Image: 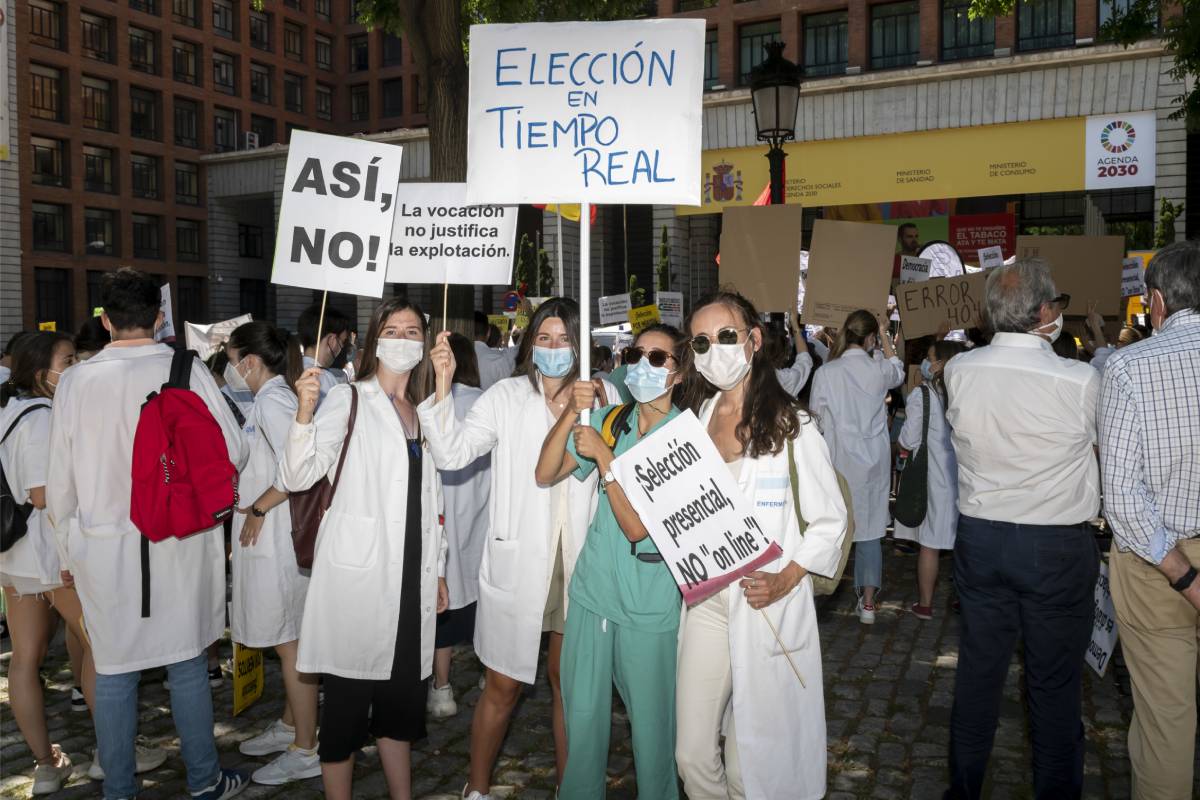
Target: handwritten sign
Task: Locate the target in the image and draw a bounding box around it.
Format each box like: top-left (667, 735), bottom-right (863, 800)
top-left (272, 130), bottom-right (403, 298)
top-left (896, 272), bottom-right (987, 337)
top-left (978, 245), bottom-right (1005, 270)
top-left (465, 20), bottom-right (704, 205)
top-left (599, 293), bottom-right (633, 326)
top-left (628, 304), bottom-right (661, 335)
top-left (232, 643), bottom-right (264, 716)
top-left (1120, 257), bottom-right (1144, 298)
top-left (610, 411), bottom-right (782, 605)
top-left (1085, 563), bottom-right (1119, 677)
top-left (899, 255), bottom-right (932, 284)
top-left (657, 290), bottom-right (684, 327)
top-left (803, 219), bottom-right (896, 327)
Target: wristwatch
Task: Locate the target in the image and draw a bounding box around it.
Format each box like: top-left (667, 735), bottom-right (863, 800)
top-left (1170, 565), bottom-right (1198, 593)
top-left (601, 469), bottom-right (617, 490)
top-left (250, 506), bottom-right (267, 518)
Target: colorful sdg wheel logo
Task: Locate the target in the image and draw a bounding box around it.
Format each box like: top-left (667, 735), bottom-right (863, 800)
top-left (1100, 121), bottom-right (1136, 154)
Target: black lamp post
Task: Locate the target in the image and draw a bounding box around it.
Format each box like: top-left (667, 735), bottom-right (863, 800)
top-left (749, 41), bottom-right (801, 205)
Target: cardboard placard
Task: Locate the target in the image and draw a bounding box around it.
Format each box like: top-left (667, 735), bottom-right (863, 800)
top-left (1014, 235), bottom-right (1126, 316)
top-left (184, 314), bottom-right (254, 362)
top-left (900, 255), bottom-right (932, 284)
top-left (718, 205), bottom-right (805, 313)
top-left (1086, 563), bottom-right (1119, 677)
top-left (657, 290), bottom-right (684, 327)
top-left (803, 219), bottom-right (897, 327)
top-left (232, 643), bottom-right (264, 716)
top-left (629, 304), bottom-right (661, 335)
top-left (487, 314), bottom-right (511, 334)
top-left (599, 293), bottom-right (633, 326)
top-left (1121, 257), bottom-right (1144, 298)
top-left (978, 245), bottom-right (1005, 270)
top-left (896, 272), bottom-right (988, 337)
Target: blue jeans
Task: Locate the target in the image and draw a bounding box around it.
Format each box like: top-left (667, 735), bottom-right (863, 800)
top-left (853, 539), bottom-right (883, 591)
top-left (94, 653), bottom-right (220, 799)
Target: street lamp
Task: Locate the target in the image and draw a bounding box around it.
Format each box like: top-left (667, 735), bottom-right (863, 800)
top-left (749, 41), bottom-right (801, 205)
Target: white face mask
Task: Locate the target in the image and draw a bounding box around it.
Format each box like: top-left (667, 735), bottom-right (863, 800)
top-left (376, 338), bottom-right (424, 375)
top-left (695, 342), bottom-right (752, 391)
top-left (1030, 313), bottom-right (1064, 343)
top-left (223, 359), bottom-right (251, 394)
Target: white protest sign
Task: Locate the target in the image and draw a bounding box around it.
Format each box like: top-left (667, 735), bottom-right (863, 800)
top-left (598, 293), bottom-right (633, 326)
top-left (1121, 257), bottom-right (1144, 298)
top-left (609, 410), bottom-right (783, 605)
top-left (978, 245), bottom-right (1004, 269)
top-left (1086, 562), bottom-right (1119, 677)
top-left (272, 130), bottom-right (402, 298)
top-left (465, 20), bottom-right (704, 205)
top-left (386, 183), bottom-right (518, 284)
top-left (184, 314), bottom-right (253, 362)
top-left (156, 284), bottom-right (176, 341)
top-left (900, 255), bottom-right (932, 284)
top-left (657, 290), bottom-right (684, 327)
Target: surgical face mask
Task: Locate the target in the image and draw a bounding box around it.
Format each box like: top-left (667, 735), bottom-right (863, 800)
top-left (46, 368), bottom-right (67, 392)
top-left (532, 345), bottom-right (574, 379)
top-left (625, 358), bottom-right (671, 404)
top-left (223, 359), bottom-right (251, 394)
top-left (695, 342), bottom-right (752, 391)
top-left (376, 337), bottom-right (424, 375)
top-left (920, 359), bottom-right (934, 381)
top-left (1031, 313), bottom-right (1064, 343)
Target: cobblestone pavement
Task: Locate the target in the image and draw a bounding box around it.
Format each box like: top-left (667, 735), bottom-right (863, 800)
top-left (3, 541), bottom-right (1198, 799)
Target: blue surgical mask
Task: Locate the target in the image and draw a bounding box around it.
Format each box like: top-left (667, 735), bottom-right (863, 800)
top-left (625, 358), bottom-right (671, 404)
top-left (920, 358), bottom-right (934, 381)
top-left (532, 345), bottom-right (574, 378)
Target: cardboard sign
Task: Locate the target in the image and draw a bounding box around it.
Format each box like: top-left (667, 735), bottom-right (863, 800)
top-left (900, 255), bottom-right (932, 284)
top-left (1015, 235), bottom-right (1126, 316)
top-left (232, 643), bottom-right (264, 716)
top-left (487, 314), bottom-right (511, 334)
top-left (628, 304), bottom-right (661, 335)
top-left (949, 212), bottom-right (1015, 265)
top-left (803, 219), bottom-right (896, 327)
top-left (1086, 563), bottom-right (1119, 677)
top-left (657, 290), bottom-right (684, 327)
top-left (465, 20), bottom-right (705, 205)
top-left (599, 293), bottom-right (633, 325)
top-left (1085, 112), bottom-right (1156, 191)
top-left (1121, 257), bottom-right (1144, 298)
top-left (718, 205), bottom-right (805, 313)
top-left (184, 314), bottom-right (254, 362)
top-left (897, 272), bottom-right (988, 337)
top-left (272, 130), bottom-right (403, 298)
top-left (38, 321), bottom-right (56, 332)
top-left (386, 183), bottom-right (518, 285)
top-left (978, 245), bottom-right (1005, 270)
top-left (609, 410), bottom-right (783, 605)
top-left (156, 284), bottom-right (176, 342)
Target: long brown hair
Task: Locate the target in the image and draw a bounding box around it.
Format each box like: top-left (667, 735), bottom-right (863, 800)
top-left (829, 309), bottom-right (879, 360)
top-left (929, 339), bottom-right (967, 406)
top-left (0, 331), bottom-right (72, 407)
top-left (513, 297), bottom-right (581, 400)
top-left (633, 322), bottom-right (690, 406)
top-left (680, 290), bottom-right (804, 458)
top-left (356, 296), bottom-right (434, 404)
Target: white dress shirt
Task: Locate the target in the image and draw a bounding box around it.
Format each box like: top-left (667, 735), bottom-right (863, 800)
top-left (474, 341), bottom-right (518, 391)
top-left (775, 351), bottom-right (814, 396)
top-left (944, 332), bottom-right (1100, 525)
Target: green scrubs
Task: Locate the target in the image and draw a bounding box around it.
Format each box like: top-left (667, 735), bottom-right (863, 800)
top-left (560, 404), bottom-right (682, 800)
top-left (606, 364), bottom-right (634, 405)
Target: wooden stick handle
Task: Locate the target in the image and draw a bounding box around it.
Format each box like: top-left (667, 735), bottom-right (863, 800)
top-left (760, 608), bottom-right (806, 689)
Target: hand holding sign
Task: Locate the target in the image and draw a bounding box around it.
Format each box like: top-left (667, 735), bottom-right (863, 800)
top-left (430, 332), bottom-right (457, 403)
top-left (295, 367), bottom-right (322, 424)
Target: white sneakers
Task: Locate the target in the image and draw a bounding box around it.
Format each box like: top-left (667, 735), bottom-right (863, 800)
top-left (428, 683), bottom-right (458, 719)
top-left (31, 746), bottom-right (72, 796)
top-left (250, 745), bottom-right (321, 785)
top-left (462, 784), bottom-right (495, 800)
top-left (87, 743), bottom-right (169, 780)
top-left (857, 597), bottom-right (877, 625)
top-left (238, 719), bottom-right (295, 757)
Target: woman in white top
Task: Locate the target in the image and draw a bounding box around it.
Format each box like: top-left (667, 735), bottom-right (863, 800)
top-left (809, 310), bottom-right (904, 624)
top-left (675, 290), bottom-right (848, 800)
top-left (280, 297), bottom-right (448, 800)
top-left (894, 339), bottom-right (967, 620)
top-left (222, 321), bottom-right (320, 786)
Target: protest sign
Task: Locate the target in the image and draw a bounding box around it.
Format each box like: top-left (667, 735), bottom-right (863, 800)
top-left (93, 307), bottom-right (104, 318)
top-left (803, 219), bottom-right (896, 327)
top-left (978, 245), bottom-right (1005, 270)
top-left (386, 183), bottom-right (518, 285)
top-left (609, 410), bottom-right (782, 605)
top-left (38, 321), bottom-right (56, 332)
top-left (900, 255), bottom-right (932, 284)
top-left (628, 304), bottom-right (661, 335)
top-left (184, 314), bottom-right (254, 362)
top-left (657, 291), bottom-right (684, 327)
top-left (232, 643), bottom-right (264, 716)
top-left (1086, 563), bottom-right (1119, 677)
top-left (465, 20), bottom-right (704, 206)
top-left (1121, 257), bottom-right (1144, 298)
top-left (599, 293), bottom-right (633, 325)
top-left (487, 314), bottom-right (511, 335)
top-left (718, 205), bottom-right (805, 313)
top-left (949, 212), bottom-right (1015, 265)
top-left (1015, 235), bottom-right (1125, 316)
top-left (156, 284), bottom-right (176, 342)
top-left (896, 272), bottom-right (988, 337)
top-left (272, 130), bottom-right (403, 298)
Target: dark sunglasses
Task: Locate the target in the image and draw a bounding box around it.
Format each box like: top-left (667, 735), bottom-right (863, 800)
top-left (623, 346), bottom-right (676, 368)
top-left (689, 327), bottom-right (747, 355)
top-left (1053, 293), bottom-right (1071, 309)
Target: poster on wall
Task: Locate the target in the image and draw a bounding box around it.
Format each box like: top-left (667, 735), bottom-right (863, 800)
top-left (949, 213), bottom-right (1016, 265)
top-left (1085, 112), bottom-right (1157, 191)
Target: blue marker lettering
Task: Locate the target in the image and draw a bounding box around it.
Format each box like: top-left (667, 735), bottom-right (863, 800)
top-left (495, 48), bottom-right (526, 86)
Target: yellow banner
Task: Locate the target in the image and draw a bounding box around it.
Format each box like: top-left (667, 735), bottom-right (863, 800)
top-left (680, 117), bottom-right (1085, 215)
top-left (628, 304), bottom-right (661, 335)
top-left (233, 643), bottom-right (264, 717)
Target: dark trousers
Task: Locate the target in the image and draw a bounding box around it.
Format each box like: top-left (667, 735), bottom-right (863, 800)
top-left (946, 514), bottom-right (1100, 800)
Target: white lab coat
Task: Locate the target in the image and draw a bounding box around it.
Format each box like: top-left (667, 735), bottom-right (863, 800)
top-left (687, 398), bottom-right (848, 800)
top-left (46, 344), bottom-right (248, 674)
top-left (416, 375), bottom-right (614, 684)
top-left (280, 378), bottom-right (446, 681)
top-left (775, 351), bottom-right (814, 397)
top-left (440, 384), bottom-right (491, 610)
top-left (893, 384), bottom-right (959, 550)
top-left (809, 349), bottom-right (904, 542)
top-left (0, 398), bottom-right (60, 588)
top-left (231, 375), bottom-right (309, 648)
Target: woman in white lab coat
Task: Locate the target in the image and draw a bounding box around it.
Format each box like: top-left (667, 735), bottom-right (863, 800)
top-left (280, 297), bottom-right (448, 800)
top-left (222, 321), bottom-right (320, 786)
top-left (420, 298), bottom-right (615, 799)
top-left (893, 339), bottom-right (966, 620)
top-left (676, 290), bottom-right (848, 800)
top-left (809, 309), bottom-right (904, 624)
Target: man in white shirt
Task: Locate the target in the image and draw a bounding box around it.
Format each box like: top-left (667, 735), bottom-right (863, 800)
top-left (942, 259), bottom-right (1100, 800)
top-left (473, 311), bottom-right (517, 391)
top-left (297, 303), bottom-right (351, 407)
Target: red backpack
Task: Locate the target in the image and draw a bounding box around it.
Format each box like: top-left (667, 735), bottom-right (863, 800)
top-left (131, 349), bottom-right (238, 617)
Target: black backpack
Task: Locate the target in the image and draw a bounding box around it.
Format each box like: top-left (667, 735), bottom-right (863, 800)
top-left (1, 404), bottom-right (52, 552)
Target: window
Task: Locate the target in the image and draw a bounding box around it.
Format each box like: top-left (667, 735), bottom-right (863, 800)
top-left (213, 51), bottom-right (236, 94)
top-left (315, 0), bottom-right (331, 20)
top-left (240, 279), bottom-right (268, 320)
top-left (738, 21), bottom-right (781, 85)
top-left (285, 0), bottom-right (303, 8)
top-left (316, 83), bottom-right (333, 120)
top-left (382, 78), bottom-right (404, 117)
top-left (172, 0), bottom-right (198, 26)
top-left (130, 87), bottom-right (161, 140)
top-left (804, 11), bottom-right (849, 77)
top-left (942, 0), bottom-right (995, 59)
top-left (30, 1), bottom-right (64, 49)
top-left (175, 161), bottom-right (200, 204)
top-left (84, 209), bottom-right (117, 254)
top-left (177, 276), bottom-right (206, 323)
top-left (35, 269), bottom-right (72, 333)
top-left (1099, 0), bottom-right (1157, 30)
top-left (285, 73), bottom-right (304, 113)
top-left (80, 76), bottom-right (112, 130)
top-left (239, 224), bottom-right (264, 258)
top-left (285, 22), bottom-right (304, 60)
top-left (349, 35), bottom-right (369, 71)
top-left (213, 0), bottom-right (236, 38)
top-left (174, 98), bottom-right (200, 148)
top-left (132, 214), bottom-right (161, 259)
top-left (1017, 0), bottom-right (1075, 51)
top-left (315, 35), bottom-right (332, 70)
top-left (348, 0), bottom-right (363, 22)
top-left (679, 0), bottom-right (719, 9)
top-left (131, 154), bottom-right (160, 199)
top-left (30, 65), bottom-right (64, 121)
top-left (213, 107), bottom-right (238, 152)
top-left (703, 29), bottom-right (719, 90)
top-left (130, 26), bottom-right (159, 74)
top-left (382, 34), bottom-right (403, 66)
top-left (83, 146), bottom-right (115, 193)
top-left (31, 137), bottom-right (66, 187)
top-left (870, 1), bottom-right (920, 69)
top-left (173, 40), bottom-right (200, 84)
top-left (33, 203), bottom-right (68, 251)
top-left (130, 0), bottom-right (159, 14)
top-left (350, 84), bottom-right (369, 122)
top-left (81, 13), bottom-right (114, 62)
top-left (250, 10), bottom-right (271, 50)
top-left (176, 220), bottom-right (202, 262)
top-left (250, 62), bottom-right (272, 103)
top-left (250, 114), bottom-right (276, 146)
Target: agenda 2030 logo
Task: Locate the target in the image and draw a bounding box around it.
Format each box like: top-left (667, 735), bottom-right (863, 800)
top-left (1095, 119), bottom-right (1140, 179)
top-left (1100, 120), bottom-right (1136, 154)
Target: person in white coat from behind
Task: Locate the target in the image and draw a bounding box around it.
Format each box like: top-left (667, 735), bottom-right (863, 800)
top-left (280, 297), bottom-right (448, 800)
top-left (893, 339), bottom-right (967, 620)
top-left (420, 298), bottom-right (615, 800)
top-left (222, 321), bottom-right (320, 785)
top-left (675, 290), bottom-right (848, 800)
top-left (809, 309), bottom-right (904, 624)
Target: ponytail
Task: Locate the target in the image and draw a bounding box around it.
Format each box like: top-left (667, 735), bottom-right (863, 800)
top-left (829, 309), bottom-right (879, 360)
top-left (930, 339), bottom-right (968, 406)
top-left (227, 321), bottom-right (297, 394)
top-left (285, 333), bottom-right (304, 394)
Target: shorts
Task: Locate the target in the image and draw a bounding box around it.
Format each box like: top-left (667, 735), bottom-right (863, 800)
top-left (435, 602), bottom-right (477, 649)
top-left (541, 541), bottom-right (566, 635)
top-left (0, 572), bottom-right (62, 597)
top-left (317, 671), bottom-right (427, 762)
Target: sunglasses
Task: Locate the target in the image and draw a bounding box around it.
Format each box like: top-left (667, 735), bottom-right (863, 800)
top-left (1053, 293), bottom-right (1071, 310)
top-left (623, 346), bottom-right (676, 368)
top-left (689, 327), bottom-right (747, 355)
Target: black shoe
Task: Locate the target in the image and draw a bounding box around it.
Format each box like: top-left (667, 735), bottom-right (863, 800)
top-left (208, 665), bottom-right (223, 688)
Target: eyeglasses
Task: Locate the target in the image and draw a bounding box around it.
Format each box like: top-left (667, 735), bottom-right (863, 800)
top-left (623, 346), bottom-right (675, 368)
top-left (1053, 293), bottom-right (1071, 310)
top-left (689, 327), bottom-right (747, 354)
